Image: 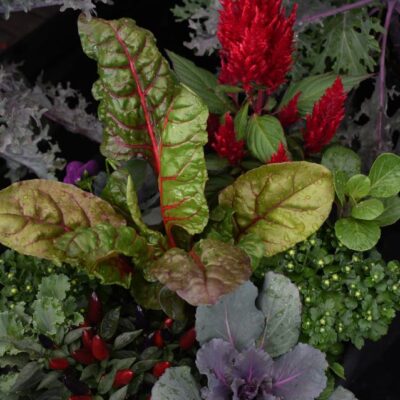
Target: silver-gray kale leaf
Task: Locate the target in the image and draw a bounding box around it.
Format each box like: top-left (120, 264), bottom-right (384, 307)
top-left (0, 0), bottom-right (113, 19)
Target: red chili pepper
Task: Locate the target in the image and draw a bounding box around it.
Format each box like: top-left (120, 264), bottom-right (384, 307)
top-left (163, 318), bottom-right (174, 329)
top-left (153, 330), bottom-right (164, 348)
top-left (49, 357), bottom-right (69, 370)
top-left (68, 396), bottom-right (92, 400)
top-left (152, 361), bottom-right (171, 378)
top-left (92, 335), bottom-right (109, 361)
top-left (82, 329), bottom-right (93, 349)
top-left (179, 327), bottom-right (197, 350)
top-left (71, 348), bottom-right (96, 365)
top-left (113, 369), bottom-right (135, 388)
top-left (87, 292), bottom-right (102, 325)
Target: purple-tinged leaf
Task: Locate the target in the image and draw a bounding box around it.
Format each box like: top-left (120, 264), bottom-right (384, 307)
top-left (196, 281), bottom-right (264, 350)
top-left (151, 239), bottom-right (252, 306)
top-left (271, 343), bottom-right (327, 400)
top-left (196, 338), bottom-right (237, 400)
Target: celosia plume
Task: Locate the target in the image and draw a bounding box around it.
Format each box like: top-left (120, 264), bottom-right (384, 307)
top-left (269, 142), bottom-right (289, 163)
top-left (212, 113), bottom-right (245, 165)
top-left (278, 92), bottom-right (301, 127)
top-left (303, 77), bottom-right (347, 154)
top-left (218, 0), bottom-right (297, 93)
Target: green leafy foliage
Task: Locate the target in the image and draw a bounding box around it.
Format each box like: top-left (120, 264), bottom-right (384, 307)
top-left (0, 179), bottom-right (125, 263)
top-left (257, 227), bottom-right (400, 354)
top-left (78, 16), bottom-right (210, 243)
top-left (300, 9), bottom-right (383, 75)
top-left (219, 162), bottom-right (334, 256)
top-left (246, 115), bottom-right (286, 163)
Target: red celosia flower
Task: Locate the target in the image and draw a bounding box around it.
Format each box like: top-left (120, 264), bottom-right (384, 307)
top-left (303, 78), bottom-right (347, 154)
top-left (278, 92), bottom-right (301, 127)
top-left (269, 142), bottom-right (289, 164)
top-left (218, 0), bottom-right (297, 93)
top-left (212, 113), bottom-right (245, 165)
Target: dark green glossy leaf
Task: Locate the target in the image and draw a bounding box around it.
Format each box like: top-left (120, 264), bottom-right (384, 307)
top-left (113, 330), bottom-right (142, 350)
top-left (100, 307), bottom-right (121, 340)
top-left (159, 287), bottom-right (189, 321)
top-left (247, 115), bottom-right (286, 163)
top-left (374, 196), bottom-right (400, 227)
top-left (166, 51), bottom-right (234, 114)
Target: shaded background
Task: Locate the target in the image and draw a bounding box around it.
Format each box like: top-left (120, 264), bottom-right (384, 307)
top-left (0, 1), bottom-right (399, 399)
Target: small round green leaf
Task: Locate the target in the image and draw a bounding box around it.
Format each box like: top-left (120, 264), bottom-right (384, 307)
top-left (247, 115), bottom-right (286, 163)
top-left (345, 174), bottom-right (371, 200)
top-left (374, 196), bottom-right (400, 227)
top-left (335, 218), bottom-right (380, 251)
top-left (351, 199), bottom-right (384, 220)
top-left (369, 153), bottom-right (400, 198)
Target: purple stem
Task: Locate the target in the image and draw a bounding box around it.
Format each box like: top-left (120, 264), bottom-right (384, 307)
top-left (376, 0), bottom-right (397, 151)
top-left (298, 0), bottom-right (376, 26)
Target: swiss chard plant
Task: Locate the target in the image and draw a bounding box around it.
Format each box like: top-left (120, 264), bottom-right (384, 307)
top-left (0, 14), bottom-right (335, 310)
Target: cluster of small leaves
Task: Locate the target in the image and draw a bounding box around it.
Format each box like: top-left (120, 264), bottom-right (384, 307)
top-left (0, 0), bottom-right (113, 19)
top-left (256, 227), bottom-right (400, 354)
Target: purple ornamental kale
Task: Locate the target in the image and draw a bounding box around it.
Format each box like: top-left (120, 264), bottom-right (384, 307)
top-left (63, 160), bottom-right (99, 184)
top-left (196, 339), bottom-right (327, 400)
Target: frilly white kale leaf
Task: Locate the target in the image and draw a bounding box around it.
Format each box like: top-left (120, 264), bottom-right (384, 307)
top-left (184, 0), bottom-right (221, 56)
top-left (0, 64), bottom-right (102, 181)
top-left (171, 0), bottom-right (211, 21)
top-left (0, 0), bottom-right (113, 19)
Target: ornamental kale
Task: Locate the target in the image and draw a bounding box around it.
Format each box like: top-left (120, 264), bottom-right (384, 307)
top-left (152, 273), bottom-right (330, 400)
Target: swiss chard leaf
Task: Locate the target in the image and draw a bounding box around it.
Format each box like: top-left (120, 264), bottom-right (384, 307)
top-left (56, 224), bottom-right (156, 288)
top-left (219, 162), bottom-right (334, 256)
top-left (0, 180), bottom-right (125, 263)
top-left (151, 239), bottom-right (252, 305)
top-left (78, 17), bottom-right (209, 245)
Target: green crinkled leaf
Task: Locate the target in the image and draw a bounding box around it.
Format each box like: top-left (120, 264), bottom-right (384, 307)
top-left (374, 196), bottom-right (400, 227)
top-left (166, 51), bottom-right (234, 114)
top-left (37, 274), bottom-right (70, 301)
top-left (280, 74), bottom-right (368, 115)
top-left (78, 17), bottom-right (209, 242)
top-left (32, 297), bottom-right (64, 336)
top-left (335, 218), bottom-right (380, 251)
top-left (351, 199), bottom-right (384, 221)
top-left (0, 311), bottom-right (25, 356)
top-left (247, 115), bottom-right (286, 163)
top-left (369, 153), bottom-right (400, 198)
top-left (151, 239), bottom-right (252, 305)
top-left (345, 174), bottom-right (371, 200)
top-left (257, 272), bottom-right (301, 357)
top-left (321, 145), bottom-right (361, 177)
top-left (195, 281), bottom-right (264, 350)
top-left (308, 10), bottom-right (382, 75)
top-left (0, 180), bottom-right (125, 263)
top-left (219, 162), bottom-right (334, 256)
top-left (56, 224), bottom-right (156, 288)
top-left (152, 366), bottom-right (201, 400)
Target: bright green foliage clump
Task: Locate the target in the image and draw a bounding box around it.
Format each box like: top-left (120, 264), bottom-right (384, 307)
top-left (257, 227), bottom-right (400, 354)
